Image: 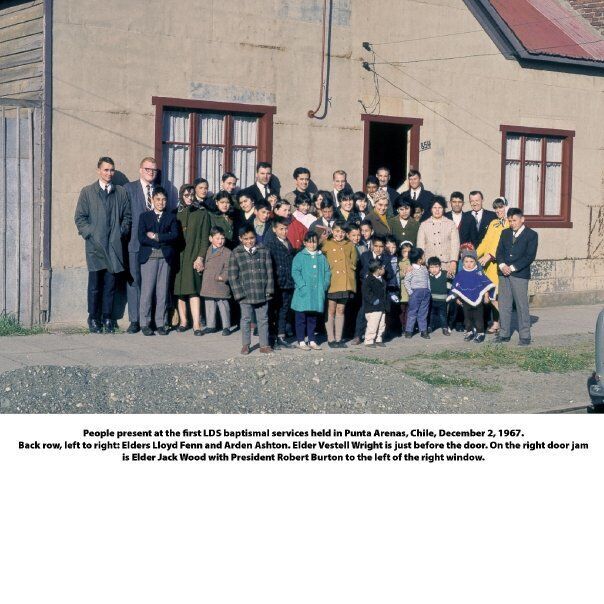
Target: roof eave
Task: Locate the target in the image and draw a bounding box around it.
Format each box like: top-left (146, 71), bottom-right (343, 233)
top-left (463, 0), bottom-right (604, 74)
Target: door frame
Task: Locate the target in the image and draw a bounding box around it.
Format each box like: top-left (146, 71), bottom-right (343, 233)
top-left (361, 114), bottom-right (423, 180)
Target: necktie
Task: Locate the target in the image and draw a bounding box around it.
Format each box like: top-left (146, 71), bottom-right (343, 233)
top-left (146, 185), bottom-right (152, 210)
top-left (264, 185), bottom-right (269, 199)
top-left (473, 211), bottom-right (479, 226)
top-left (412, 190), bottom-right (416, 201)
top-left (104, 185), bottom-right (110, 196)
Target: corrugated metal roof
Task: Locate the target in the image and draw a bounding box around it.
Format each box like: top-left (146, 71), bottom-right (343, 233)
top-left (490, 0), bottom-right (604, 61)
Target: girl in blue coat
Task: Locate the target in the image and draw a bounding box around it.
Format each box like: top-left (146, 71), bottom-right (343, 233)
top-left (291, 231), bottom-right (331, 350)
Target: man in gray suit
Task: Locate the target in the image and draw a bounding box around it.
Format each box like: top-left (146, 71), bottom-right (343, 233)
top-left (123, 157), bottom-right (159, 333)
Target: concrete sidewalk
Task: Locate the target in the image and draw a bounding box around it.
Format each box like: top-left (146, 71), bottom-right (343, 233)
top-left (0, 304), bottom-right (600, 375)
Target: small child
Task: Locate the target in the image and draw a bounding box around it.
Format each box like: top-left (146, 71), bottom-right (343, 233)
top-left (265, 217), bottom-right (295, 349)
top-left (200, 226), bottom-right (232, 336)
top-left (291, 232), bottom-right (331, 350)
top-left (362, 259), bottom-right (389, 347)
top-left (227, 225), bottom-right (274, 354)
top-left (449, 249), bottom-right (495, 343)
top-left (427, 256), bottom-right (451, 335)
top-left (398, 242), bottom-right (413, 331)
top-left (403, 247), bottom-right (430, 339)
top-left (250, 200), bottom-right (272, 245)
top-left (384, 235), bottom-right (401, 337)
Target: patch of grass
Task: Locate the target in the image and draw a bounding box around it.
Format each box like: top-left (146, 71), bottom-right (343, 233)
top-left (347, 355), bottom-right (391, 366)
top-left (0, 313), bottom-right (46, 337)
top-left (410, 344), bottom-right (593, 373)
top-left (406, 368), bottom-right (502, 392)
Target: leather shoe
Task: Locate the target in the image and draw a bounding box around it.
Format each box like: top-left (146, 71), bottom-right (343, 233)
top-left (275, 337), bottom-right (292, 349)
top-left (141, 326), bottom-right (155, 336)
top-left (103, 318), bottom-right (115, 333)
top-left (240, 345), bottom-right (250, 355)
top-left (222, 328), bottom-right (231, 336)
top-left (259, 346), bottom-right (273, 354)
top-left (126, 322), bottom-right (140, 334)
top-left (404, 332), bottom-right (413, 339)
top-left (156, 326), bottom-right (169, 336)
top-left (88, 318), bottom-right (102, 334)
top-left (493, 335), bottom-right (511, 344)
top-left (420, 331), bottom-right (430, 339)
top-left (518, 338), bottom-right (531, 346)
top-left (350, 337), bottom-right (362, 346)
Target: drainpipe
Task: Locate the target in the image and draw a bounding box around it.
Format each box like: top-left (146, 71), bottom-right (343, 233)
top-left (307, 0), bottom-right (332, 119)
top-left (41, 0), bottom-right (53, 323)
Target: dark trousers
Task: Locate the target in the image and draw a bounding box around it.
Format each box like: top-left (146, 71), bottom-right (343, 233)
top-left (295, 311), bottom-right (319, 343)
top-left (88, 269), bottom-right (116, 320)
top-left (399, 302), bottom-right (408, 330)
top-left (406, 288), bottom-right (430, 333)
top-left (354, 301), bottom-right (366, 338)
top-left (270, 288), bottom-right (293, 336)
top-left (126, 251), bottom-right (141, 323)
top-left (449, 302), bottom-right (464, 328)
top-left (462, 301), bottom-right (484, 333)
top-left (430, 300), bottom-right (448, 331)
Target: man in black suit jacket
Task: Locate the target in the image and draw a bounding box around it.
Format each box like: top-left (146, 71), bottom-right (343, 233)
top-left (444, 191), bottom-right (478, 247)
top-left (137, 186), bottom-right (179, 336)
top-left (495, 208), bottom-right (538, 345)
top-left (398, 169), bottom-right (434, 222)
top-left (123, 157), bottom-right (159, 333)
top-left (468, 190), bottom-right (497, 246)
top-left (376, 166), bottom-right (399, 208)
top-left (240, 161), bottom-right (274, 204)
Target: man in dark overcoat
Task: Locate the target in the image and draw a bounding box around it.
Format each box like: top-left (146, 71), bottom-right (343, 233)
top-left (74, 156), bottom-right (132, 333)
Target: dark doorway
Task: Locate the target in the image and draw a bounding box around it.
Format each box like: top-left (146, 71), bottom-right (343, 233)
top-left (367, 122), bottom-right (409, 190)
top-left (362, 115), bottom-right (423, 191)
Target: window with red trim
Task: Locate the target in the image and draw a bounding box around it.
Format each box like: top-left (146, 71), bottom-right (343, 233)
top-left (153, 97), bottom-right (275, 197)
top-left (500, 125), bottom-right (574, 228)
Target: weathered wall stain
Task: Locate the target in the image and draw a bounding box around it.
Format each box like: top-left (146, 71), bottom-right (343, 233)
top-left (278, 0), bottom-right (351, 26)
top-left (190, 82), bottom-right (276, 105)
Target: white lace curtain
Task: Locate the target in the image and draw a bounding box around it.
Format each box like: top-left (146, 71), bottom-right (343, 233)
top-left (505, 134), bottom-right (563, 216)
top-left (232, 116), bottom-right (258, 189)
top-left (197, 113), bottom-right (225, 194)
top-left (162, 111), bottom-right (190, 203)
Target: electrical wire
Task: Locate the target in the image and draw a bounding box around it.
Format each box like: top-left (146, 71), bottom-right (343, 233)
top-left (370, 49), bottom-right (495, 130)
top-left (369, 10), bottom-right (600, 47)
top-left (365, 64), bottom-right (501, 155)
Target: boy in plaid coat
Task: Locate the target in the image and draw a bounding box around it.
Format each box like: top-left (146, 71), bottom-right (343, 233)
top-left (228, 225), bottom-right (275, 354)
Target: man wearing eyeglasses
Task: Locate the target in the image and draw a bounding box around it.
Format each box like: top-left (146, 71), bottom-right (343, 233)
top-left (124, 157), bottom-right (159, 334)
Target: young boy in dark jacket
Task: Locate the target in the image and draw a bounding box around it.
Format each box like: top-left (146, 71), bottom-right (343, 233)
top-left (265, 217), bottom-right (295, 348)
top-left (137, 186), bottom-right (179, 336)
top-left (228, 225), bottom-right (274, 355)
top-left (362, 259), bottom-right (390, 347)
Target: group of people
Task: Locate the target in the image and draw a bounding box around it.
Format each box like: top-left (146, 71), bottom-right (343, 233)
top-left (74, 156), bottom-right (538, 354)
